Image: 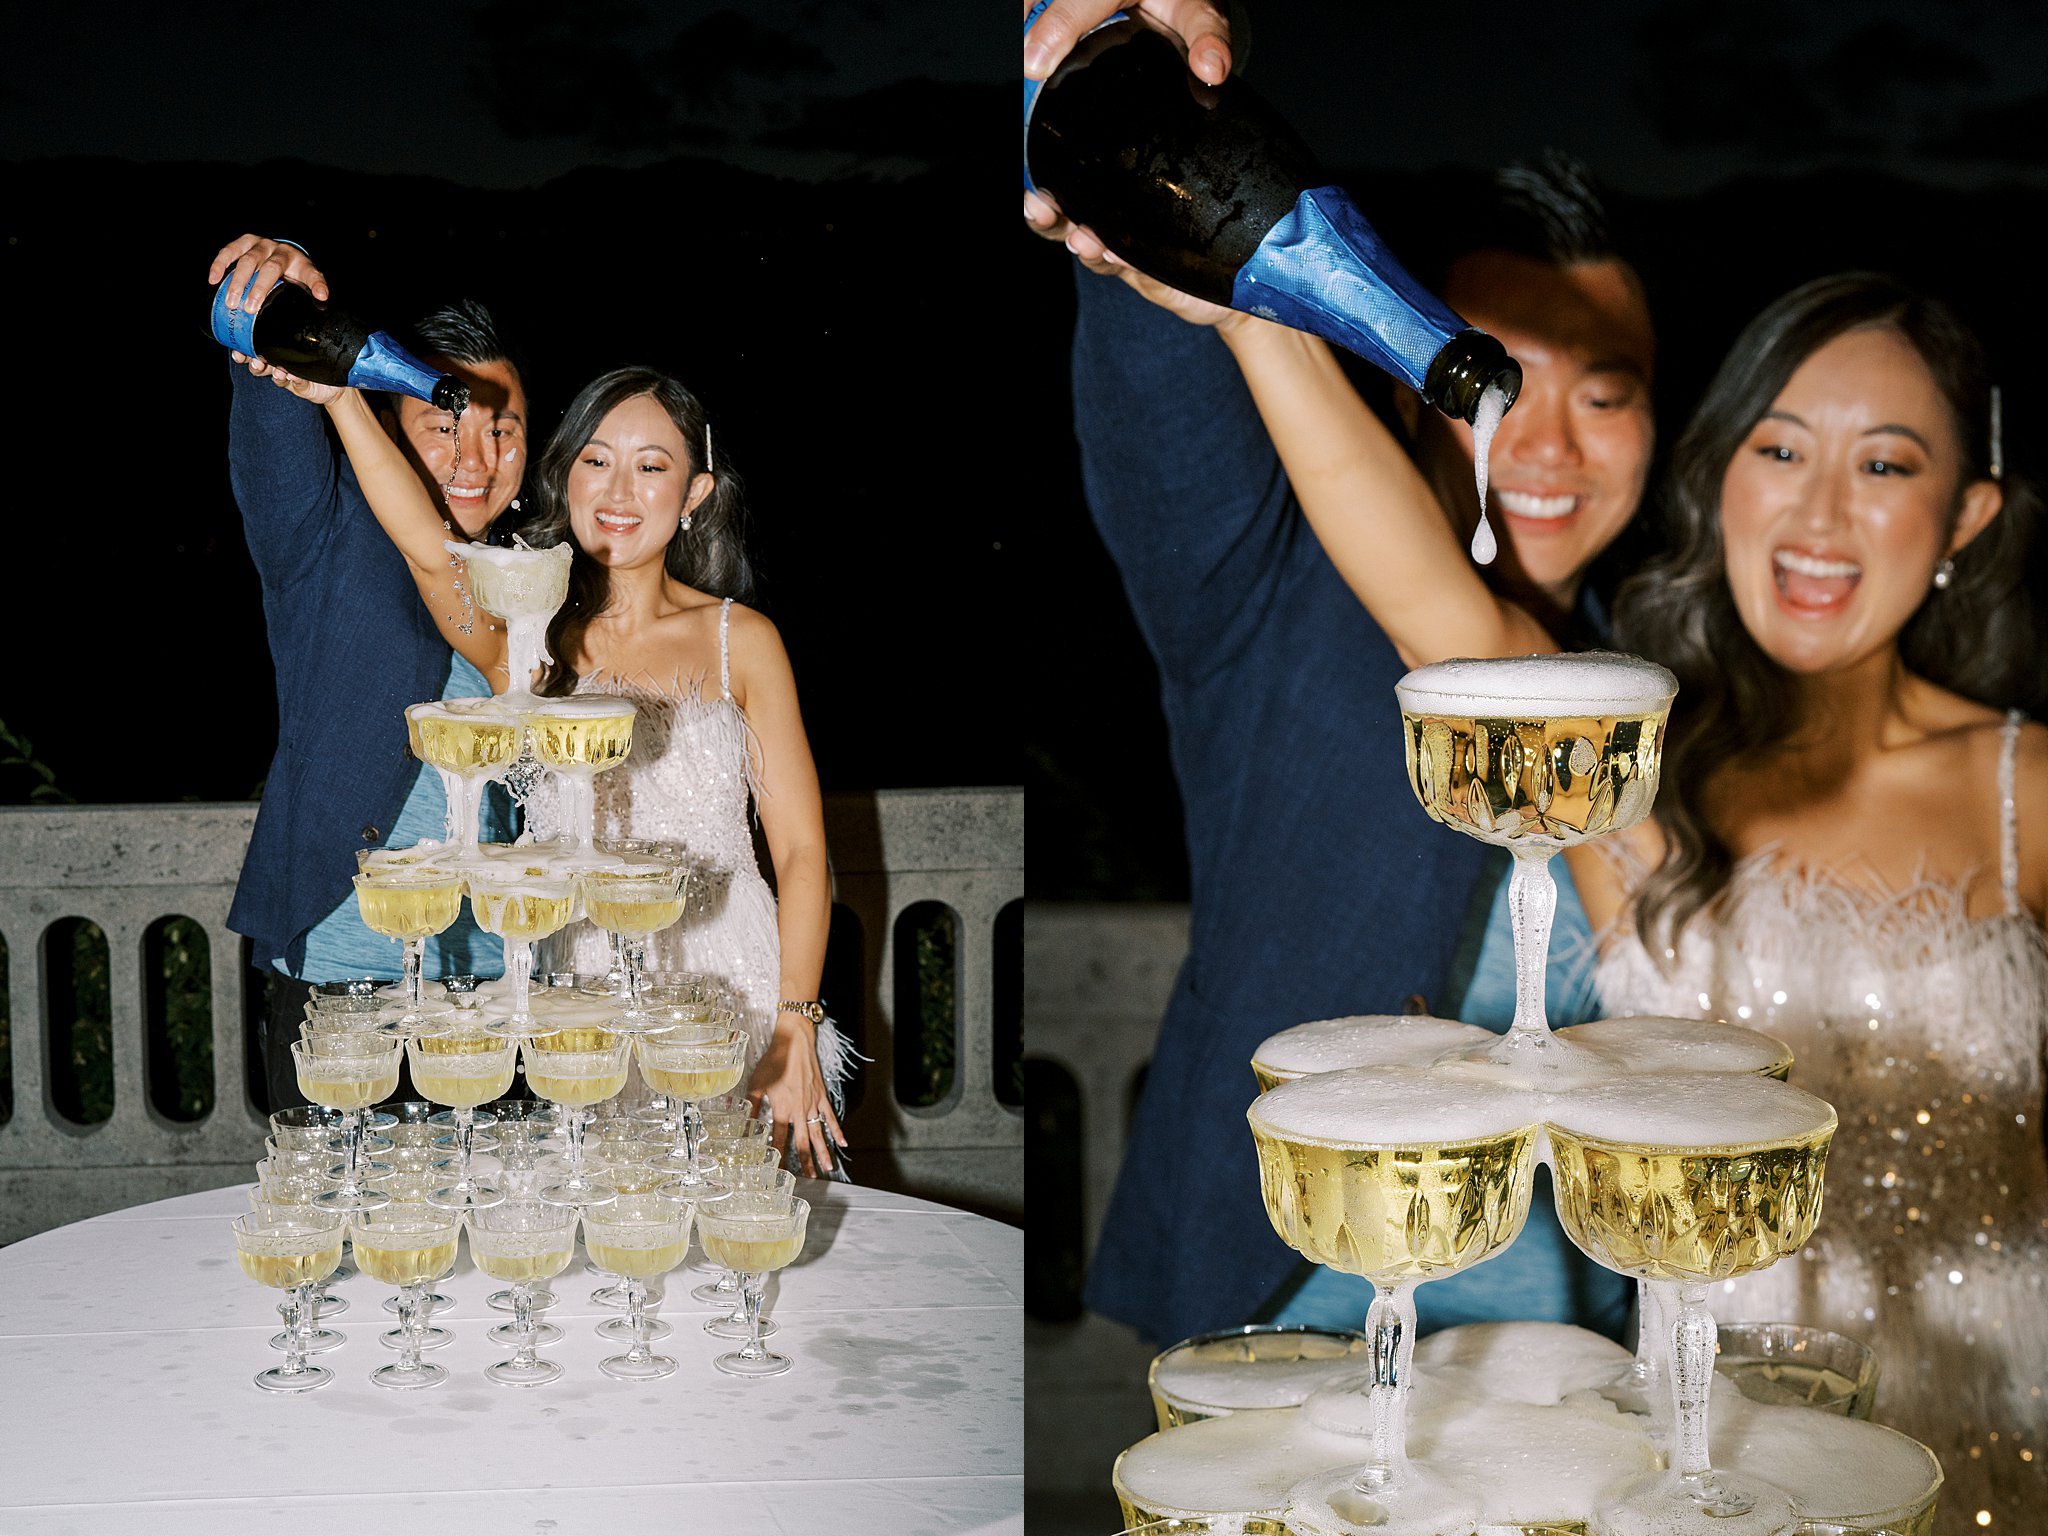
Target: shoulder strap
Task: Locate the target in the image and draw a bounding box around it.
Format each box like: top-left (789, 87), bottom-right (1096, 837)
top-left (720, 598), bottom-right (737, 708)
top-left (2000, 708), bottom-right (2024, 916)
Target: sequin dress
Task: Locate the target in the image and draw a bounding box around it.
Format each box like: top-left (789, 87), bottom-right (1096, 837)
top-left (1594, 712), bottom-right (2048, 1531)
top-left (532, 599), bottom-right (781, 1067)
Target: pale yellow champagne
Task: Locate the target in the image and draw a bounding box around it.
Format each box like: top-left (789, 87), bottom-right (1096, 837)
top-left (470, 889), bottom-right (575, 941)
top-left (409, 1035), bottom-right (517, 1109)
top-left (1718, 1356), bottom-right (1863, 1410)
top-left (699, 1228), bottom-right (804, 1273)
top-left (1251, 1128), bottom-right (1536, 1280)
top-left (352, 1236), bottom-right (459, 1287)
top-left (532, 1027), bottom-right (619, 1051)
top-left (236, 1244), bottom-right (342, 1289)
top-left (1547, 1128), bottom-right (1831, 1282)
top-left (643, 1061), bottom-right (745, 1099)
top-left (585, 1238), bottom-right (690, 1278)
top-left (298, 1063), bottom-right (400, 1111)
top-left (1395, 652), bottom-right (1675, 847)
top-left (412, 710), bottom-right (521, 773)
top-left (356, 880), bottom-right (464, 940)
top-left (528, 1069), bottom-right (628, 1106)
top-left (472, 1245), bottom-right (575, 1284)
top-left (585, 893), bottom-right (687, 936)
top-left (530, 709), bottom-right (635, 771)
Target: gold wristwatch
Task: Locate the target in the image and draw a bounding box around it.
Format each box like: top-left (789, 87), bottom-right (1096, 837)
top-left (779, 999), bottom-right (826, 1025)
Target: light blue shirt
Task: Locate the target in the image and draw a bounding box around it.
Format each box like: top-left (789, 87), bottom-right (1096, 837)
top-left (1263, 851), bottom-right (1631, 1341)
top-left (280, 653), bottom-right (513, 983)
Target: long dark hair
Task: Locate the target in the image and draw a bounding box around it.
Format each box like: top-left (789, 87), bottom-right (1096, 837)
top-left (519, 367), bottom-right (753, 694)
top-left (1614, 272), bottom-right (2042, 954)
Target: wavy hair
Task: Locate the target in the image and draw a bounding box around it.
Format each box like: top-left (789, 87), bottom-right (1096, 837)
top-left (1614, 272), bottom-right (2042, 955)
top-left (516, 367), bottom-right (753, 695)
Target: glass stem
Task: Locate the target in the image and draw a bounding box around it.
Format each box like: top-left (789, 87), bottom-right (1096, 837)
top-left (1505, 846), bottom-right (1557, 1043)
top-left (1670, 1280), bottom-right (1747, 1513)
top-left (565, 1106), bottom-right (587, 1180)
top-left (610, 929), bottom-right (628, 999)
top-left (279, 1285), bottom-right (311, 1376)
top-left (512, 939), bottom-right (534, 1020)
top-left (1359, 1278), bottom-right (1416, 1492)
top-left (626, 1277), bottom-right (651, 1362)
top-left (340, 1111), bottom-right (362, 1199)
top-left (404, 937), bottom-right (425, 1012)
top-left (740, 1271), bottom-right (768, 1359)
top-left (680, 1101), bottom-right (702, 1174)
top-left (454, 1107), bottom-right (476, 1192)
top-left (511, 1283), bottom-right (541, 1368)
top-left (1633, 1278), bottom-right (1668, 1388)
top-left (398, 1283), bottom-right (424, 1375)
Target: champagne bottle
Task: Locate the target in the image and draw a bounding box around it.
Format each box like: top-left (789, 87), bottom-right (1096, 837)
top-left (1023, 8), bottom-right (1519, 423)
top-left (210, 278), bottom-right (470, 414)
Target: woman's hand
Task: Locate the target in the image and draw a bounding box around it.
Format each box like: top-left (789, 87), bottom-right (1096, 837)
top-left (209, 233), bottom-right (343, 392)
top-left (259, 366), bottom-right (345, 407)
top-left (1023, 203), bottom-right (1245, 333)
top-left (747, 1022), bottom-right (846, 1178)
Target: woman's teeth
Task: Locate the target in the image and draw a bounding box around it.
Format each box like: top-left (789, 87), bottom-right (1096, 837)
top-left (1773, 550), bottom-right (1861, 579)
top-left (595, 511), bottom-right (641, 533)
top-left (1495, 490), bottom-right (1577, 519)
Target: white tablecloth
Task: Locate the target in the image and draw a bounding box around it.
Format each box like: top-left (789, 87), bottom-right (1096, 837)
top-left (0, 1180), bottom-right (1022, 1535)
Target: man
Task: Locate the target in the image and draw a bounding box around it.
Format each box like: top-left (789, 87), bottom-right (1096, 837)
top-left (210, 235), bottom-right (531, 1111)
top-left (1025, 3), bottom-right (1659, 1345)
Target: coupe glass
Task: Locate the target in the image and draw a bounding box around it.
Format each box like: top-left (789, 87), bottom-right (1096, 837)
top-left (406, 697), bottom-right (523, 849)
top-left (407, 1028), bottom-right (517, 1210)
top-left (350, 1206), bottom-right (462, 1390)
top-left (698, 1194), bottom-right (810, 1378)
top-left (523, 1026), bottom-right (631, 1206)
top-left (1395, 653), bottom-right (1674, 1080)
top-left (1546, 1074), bottom-right (1836, 1536)
top-left (579, 862), bottom-right (690, 1025)
top-left (581, 1193), bottom-right (695, 1379)
top-left (527, 696), bottom-right (637, 857)
top-left (293, 1034), bottom-right (400, 1213)
top-left (468, 1201), bottom-right (580, 1384)
top-left (352, 868), bottom-right (465, 1035)
top-left (1247, 1069), bottom-right (1542, 1536)
top-left (467, 869), bottom-right (579, 1035)
top-left (1147, 1323), bottom-right (1371, 1432)
top-left (232, 1208), bottom-right (345, 1392)
top-left (1715, 1322), bottom-right (1879, 1420)
top-left (244, 1197), bottom-right (347, 1352)
top-left (639, 1023), bottom-right (748, 1191)
top-left (702, 1168), bottom-right (796, 1339)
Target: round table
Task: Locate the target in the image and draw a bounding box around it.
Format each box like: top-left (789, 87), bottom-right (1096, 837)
top-left (0, 1179), bottom-right (1021, 1535)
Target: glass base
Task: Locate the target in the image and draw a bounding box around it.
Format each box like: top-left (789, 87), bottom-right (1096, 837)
top-left (254, 1363), bottom-right (331, 1393)
top-left (383, 1291), bottom-right (452, 1314)
top-left (1283, 1463), bottom-right (1484, 1536)
top-left (272, 1326), bottom-right (345, 1354)
top-left (430, 1108), bottom-right (498, 1132)
top-left (539, 1178), bottom-right (617, 1209)
top-left (314, 1186), bottom-right (390, 1214)
top-left (1594, 1471), bottom-right (1800, 1536)
top-left (591, 1283), bottom-right (630, 1310)
top-left (1437, 1027), bottom-right (1615, 1087)
top-left (371, 1360), bottom-right (448, 1391)
top-left (599, 1315), bottom-right (671, 1343)
top-left (488, 1286), bottom-right (555, 1313)
top-left (714, 1347), bottom-right (791, 1378)
top-left (598, 1351), bottom-right (677, 1380)
top-left (307, 1291), bottom-right (348, 1317)
top-left (486, 1355), bottom-right (563, 1387)
top-left (691, 1277), bottom-right (738, 1304)
top-left (427, 1181), bottom-right (505, 1212)
top-left (705, 1313), bottom-right (774, 1340)
top-left (489, 1319), bottom-right (562, 1347)
top-left (381, 1324), bottom-right (452, 1351)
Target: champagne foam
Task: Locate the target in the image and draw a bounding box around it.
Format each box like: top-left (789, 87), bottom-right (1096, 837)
top-left (1557, 1016), bottom-right (1793, 1078)
top-left (1251, 1015), bottom-right (1496, 1080)
top-left (1249, 1066), bottom-right (1545, 1146)
top-left (1710, 1396), bottom-right (1941, 1524)
top-left (1411, 1321), bottom-right (1634, 1408)
top-left (450, 539), bottom-right (573, 619)
top-left (1151, 1334), bottom-right (1367, 1413)
top-left (1396, 650), bottom-right (1676, 718)
top-left (528, 695), bottom-right (637, 722)
top-left (1546, 1072), bottom-right (1834, 1149)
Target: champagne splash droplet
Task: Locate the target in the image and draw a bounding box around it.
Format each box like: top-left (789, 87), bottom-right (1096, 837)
top-left (1468, 382), bottom-right (1510, 566)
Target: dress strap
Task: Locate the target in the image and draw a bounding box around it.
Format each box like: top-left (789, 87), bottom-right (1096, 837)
top-left (2000, 708), bottom-right (2024, 917)
top-left (720, 598), bottom-right (737, 708)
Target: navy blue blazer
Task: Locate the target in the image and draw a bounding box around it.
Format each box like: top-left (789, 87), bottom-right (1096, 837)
top-left (224, 367), bottom-right (455, 973)
top-left (1072, 273), bottom-right (1488, 1347)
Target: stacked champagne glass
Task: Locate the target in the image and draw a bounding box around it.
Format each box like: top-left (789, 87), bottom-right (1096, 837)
top-left (1107, 655), bottom-right (1944, 1536)
top-left (226, 541), bottom-right (813, 1392)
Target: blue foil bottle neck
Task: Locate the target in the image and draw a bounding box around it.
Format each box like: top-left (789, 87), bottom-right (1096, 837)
top-left (1230, 186), bottom-right (1468, 394)
top-left (348, 331), bottom-right (458, 409)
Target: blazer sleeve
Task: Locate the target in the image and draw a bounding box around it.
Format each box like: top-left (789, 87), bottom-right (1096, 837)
top-left (227, 363), bottom-right (347, 590)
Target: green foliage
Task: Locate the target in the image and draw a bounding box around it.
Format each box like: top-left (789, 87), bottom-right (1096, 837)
top-left (0, 717), bottom-right (75, 806)
top-left (58, 920), bottom-right (112, 1125)
top-left (912, 910), bottom-right (956, 1107)
top-left (156, 918), bottom-right (216, 1121)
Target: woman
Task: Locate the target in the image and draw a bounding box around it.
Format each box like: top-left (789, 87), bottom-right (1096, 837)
top-left (265, 362), bottom-right (848, 1177)
top-left (1576, 276), bottom-right (2046, 1530)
